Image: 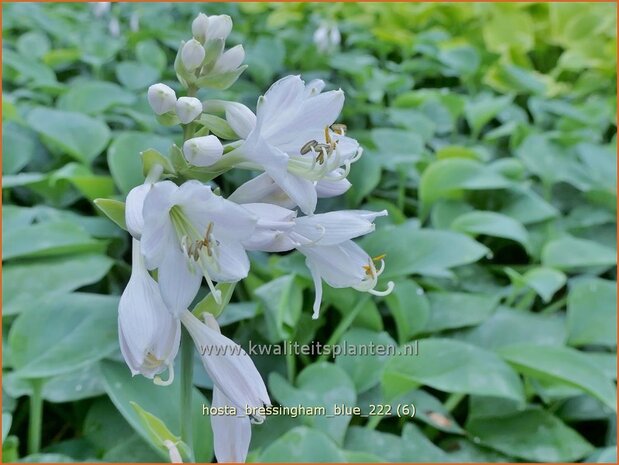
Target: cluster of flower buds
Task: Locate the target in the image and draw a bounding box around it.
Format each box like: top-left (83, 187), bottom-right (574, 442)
top-left (101, 12), bottom-right (394, 464)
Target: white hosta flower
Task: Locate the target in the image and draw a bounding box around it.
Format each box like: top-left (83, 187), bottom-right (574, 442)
top-left (212, 388), bottom-right (251, 463)
top-left (232, 75), bottom-right (362, 214)
top-left (183, 135), bottom-right (223, 167)
top-left (313, 23), bottom-right (340, 53)
top-left (203, 100), bottom-right (256, 140)
top-left (119, 239), bottom-right (181, 382)
top-left (108, 17), bottom-right (120, 37)
top-left (140, 180), bottom-right (257, 316)
top-left (212, 45), bottom-right (245, 74)
top-left (148, 83), bottom-right (177, 115)
top-left (241, 209), bottom-right (393, 318)
top-left (181, 39), bottom-right (206, 71)
top-left (125, 165), bottom-right (164, 239)
top-left (181, 311), bottom-right (271, 421)
top-left (92, 2), bottom-right (110, 17)
top-left (176, 96), bottom-right (203, 124)
top-left (192, 13), bottom-right (233, 43)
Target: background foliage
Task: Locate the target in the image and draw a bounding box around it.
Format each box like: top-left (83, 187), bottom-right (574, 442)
top-left (2, 2), bottom-right (617, 463)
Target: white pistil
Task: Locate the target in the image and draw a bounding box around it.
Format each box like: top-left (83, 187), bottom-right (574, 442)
top-left (153, 362), bottom-right (175, 386)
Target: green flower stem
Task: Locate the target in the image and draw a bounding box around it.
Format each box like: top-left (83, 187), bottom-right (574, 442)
top-left (180, 327), bottom-right (194, 451)
top-left (444, 392), bottom-right (465, 412)
top-left (28, 379), bottom-right (44, 455)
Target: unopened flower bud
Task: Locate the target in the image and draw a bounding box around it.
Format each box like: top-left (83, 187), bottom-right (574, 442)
top-left (206, 15), bottom-right (232, 41)
top-left (183, 135), bottom-right (223, 167)
top-left (181, 39), bottom-right (205, 71)
top-left (175, 96), bottom-right (202, 124)
top-left (192, 13), bottom-right (210, 42)
top-left (213, 45), bottom-right (245, 73)
top-left (147, 83), bottom-right (177, 115)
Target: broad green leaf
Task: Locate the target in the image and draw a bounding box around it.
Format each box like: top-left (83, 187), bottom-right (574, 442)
top-left (26, 108), bottom-right (111, 164)
top-left (115, 61), bottom-right (160, 90)
top-left (499, 344), bottom-right (617, 410)
top-left (3, 253), bottom-right (114, 316)
top-left (567, 278), bottom-right (616, 347)
top-left (464, 94), bottom-right (512, 136)
top-left (385, 279), bottom-right (429, 343)
top-left (505, 266), bottom-right (567, 303)
top-left (100, 360), bottom-right (214, 462)
top-left (542, 236), bottom-right (616, 270)
top-left (269, 363), bottom-right (356, 445)
top-left (370, 128), bottom-right (423, 169)
top-left (107, 131), bottom-right (172, 194)
top-left (419, 158), bottom-right (511, 215)
top-left (3, 221), bottom-right (105, 260)
top-left (346, 149), bottom-right (381, 206)
top-left (335, 328), bottom-right (396, 393)
top-left (258, 426), bottom-right (346, 462)
top-left (57, 81), bottom-right (136, 114)
top-left (482, 6), bottom-right (534, 53)
top-left (344, 424), bottom-right (449, 462)
top-left (466, 407), bottom-right (593, 462)
top-left (255, 275), bottom-right (303, 342)
top-left (456, 307), bottom-right (566, 349)
top-left (382, 338), bottom-right (524, 403)
top-left (425, 292), bottom-right (500, 332)
top-left (361, 221), bottom-right (489, 279)
top-left (2, 122), bottom-right (37, 175)
top-left (9, 293), bottom-right (118, 378)
top-left (451, 211), bottom-right (531, 251)
top-left (50, 162), bottom-right (116, 200)
top-left (2, 413), bottom-right (12, 442)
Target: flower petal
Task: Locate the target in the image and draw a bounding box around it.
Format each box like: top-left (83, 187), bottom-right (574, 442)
top-left (158, 242), bottom-right (202, 317)
top-left (299, 240), bottom-right (367, 288)
top-left (294, 210), bottom-right (387, 245)
top-left (125, 183), bottom-right (150, 239)
top-left (141, 181), bottom-right (177, 269)
top-left (211, 387), bottom-right (252, 463)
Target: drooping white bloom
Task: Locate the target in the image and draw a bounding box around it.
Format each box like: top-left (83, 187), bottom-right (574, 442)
top-left (148, 83), bottom-right (177, 115)
top-left (192, 13), bottom-right (233, 43)
top-left (232, 75), bottom-right (362, 214)
top-left (176, 96), bottom-right (203, 124)
top-left (125, 165), bottom-right (164, 239)
top-left (129, 11), bottom-right (140, 32)
top-left (108, 16), bottom-right (120, 37)
top-left (181, 311), bottom-right (271, 421)
top-left (181, 39), bottom-right (206, 71)
top-left (140, 180), bottom-right (257, 316)
top-left (212, 45), bottom-right (245, 74)
top-left (212, 388), bottom-right (251, 463)
top-left (92, 2), bottom-right (110, 17)
top-left (183, 135), bottom-right (224, 167)
top-left (241, 209), bottom-right (394, 318)
top-left (118, 239), bottom-right (181, 382)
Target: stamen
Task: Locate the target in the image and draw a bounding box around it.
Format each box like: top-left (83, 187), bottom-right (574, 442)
top-left (375, 259), bottom-right (386, 276)
top-left (369, 281), bottom-right (395, 297)
top-left (373, 254), bottom-right (386, 261)
top-left (153, 362), bottom-right (175, 386)
top-left (324, 126), bottom-right (331, 144)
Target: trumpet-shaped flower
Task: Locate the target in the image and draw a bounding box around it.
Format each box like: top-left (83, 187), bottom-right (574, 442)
top-left (231, 75), bottom-right (362, 214)
top-left (211, 387), bottom-right (251, 463)
top-left (181, 311), bottom-right (270, 421)
top-left (241, 208), bottom-right (394, 318)
top-left (140, 180), bottom-right (257, 316)
top-left (118, 239), bottom-right (180, 381)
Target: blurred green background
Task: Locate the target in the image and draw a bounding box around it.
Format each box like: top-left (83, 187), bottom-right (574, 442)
top-left (2, 2), bottom-right (617, 463)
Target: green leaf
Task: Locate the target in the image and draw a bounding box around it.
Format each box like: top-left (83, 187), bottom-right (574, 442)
top-left (2, 413), bottom-right (12, 441)
top-left (57, 81), bottom-right (136, 114)
top-left (382, 338), bottom-right (524, 403)
top-left (100, 360), bottom-right (213, 462)
top-left (269, 362), bottom-right (356, 445)
top-left (425, 292), bottom-right (500, 332)
top-left (542, 236), bottom-right (616, 271)
top-left (419, 158), bottom-right (511, 215)
top-left (361, 221), bottom-right (489, 279)
top-left (499, 344), bottom-right (617, 410)
top-left (464, 94), bottom-right (512, 136)
top-left (94, 198), bottom-right (127, 231)
top-left (567, 278), bottom-right (617, 347)
top-left (344, 424), bottom-right (449, 462)
top-left (258, 426), bottom-right (346, 462)
top-left (384, 279), bottom-right (430, 343)
top-left (255, 275), bottom-right (303, 342)
top-left (26, 108), bottom-right (111, 164)
top-left (451, 211), bottom-right (531, 251)
top-left (141, 148), bottom-right (175, 177)
top-left (107, 131), bottom-right (172, 194)
top-left (2, 122), bottom-right (37, 175)
top-left (9, 293), bottom-right (119, 378)
top-left (506, 267), bottom-right (567, 303)
top-left (370, 128), bottom-right (423, 169)
top-left (3, 253), bottom-right (114, 316)
top-left (456, 306), bottom-right (567, 349)
top-left (346, 149), bottom-right (381, 206)
top-left (115, 61), bottom-right (160, 90)
top-left (335, 328), bottom-right (396, 393)
top-left (50, 162), bottom-right (116, 200)
top-left (466, 407), bottom-right (593, 462)
top-left (3, 221), bottom-right (105, 260)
